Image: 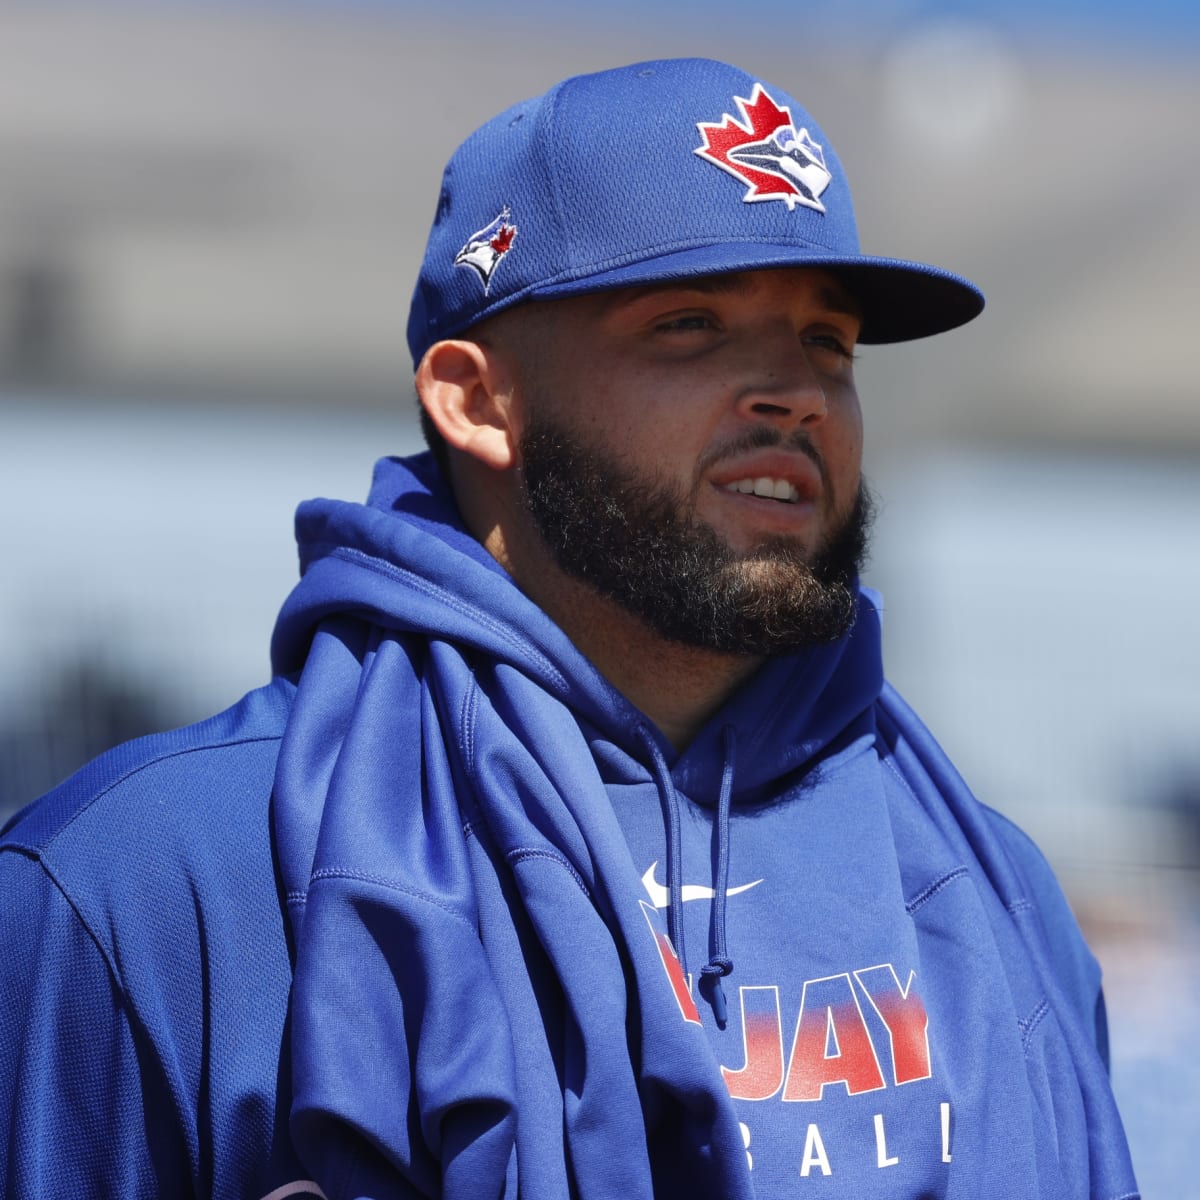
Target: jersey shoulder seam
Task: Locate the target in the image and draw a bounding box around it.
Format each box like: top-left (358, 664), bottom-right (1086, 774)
top-left (3, 729), bottom-right (284, 859)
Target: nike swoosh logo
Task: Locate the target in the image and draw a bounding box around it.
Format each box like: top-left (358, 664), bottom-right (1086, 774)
top-left (258, 1183), bottom-right (328, 1200)
top-left (641, 862), bottom-right (763, 909)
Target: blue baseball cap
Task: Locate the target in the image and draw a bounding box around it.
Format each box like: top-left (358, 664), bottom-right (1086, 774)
top-left (407, 57), bottom-right (983, 366)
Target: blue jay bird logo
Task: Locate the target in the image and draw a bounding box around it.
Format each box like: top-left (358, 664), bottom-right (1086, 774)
top-left (454, 207), bottom-right (518, 293)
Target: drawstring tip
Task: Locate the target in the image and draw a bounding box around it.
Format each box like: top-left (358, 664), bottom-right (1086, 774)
top-left (703, 974), bottom-right (729, 1028)
top-left (712, 978), bottom-right (728, 1028)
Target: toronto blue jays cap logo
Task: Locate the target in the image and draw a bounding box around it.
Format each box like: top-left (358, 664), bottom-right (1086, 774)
top-left (695, 84), bottom-right (833, 213)
top-left (454, 206), bottom-right (518, 293)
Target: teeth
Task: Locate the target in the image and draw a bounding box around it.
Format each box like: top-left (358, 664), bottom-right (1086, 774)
top-left (724, 478), bottom-right (800, 503)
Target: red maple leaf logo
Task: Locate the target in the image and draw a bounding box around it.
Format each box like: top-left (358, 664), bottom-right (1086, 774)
top-left (490, 224), bottom-right (516, 255)
top-left (695, 84), bottom-right (824, 209)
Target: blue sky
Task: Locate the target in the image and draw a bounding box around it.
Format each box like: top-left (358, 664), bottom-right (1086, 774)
top-left (299, 0), bottom-right (1190, 50)
top-left (124, 0), bottom-right (1200, 54)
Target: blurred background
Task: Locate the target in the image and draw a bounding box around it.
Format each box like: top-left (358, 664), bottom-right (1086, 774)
top-left (1, 0), bottom-right (1196, 1188)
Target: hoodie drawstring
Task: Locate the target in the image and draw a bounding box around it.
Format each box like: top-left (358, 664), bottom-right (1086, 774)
top-left (639, 726), bottom-right (688, 982)
top-left (638, 723), bottom-right (737, 1028)
top-left (699, 725), bottom-right (736, 1027)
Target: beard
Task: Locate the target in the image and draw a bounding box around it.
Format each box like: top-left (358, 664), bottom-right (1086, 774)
top-left (518, 417), bottom-right (874, 656)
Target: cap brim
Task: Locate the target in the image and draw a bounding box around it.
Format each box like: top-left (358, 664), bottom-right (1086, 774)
top-left (521, 241), bottom-right (983, 344)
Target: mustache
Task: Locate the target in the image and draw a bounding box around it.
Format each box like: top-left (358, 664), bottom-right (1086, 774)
top-left (696, 426), bottom-right (829, 492)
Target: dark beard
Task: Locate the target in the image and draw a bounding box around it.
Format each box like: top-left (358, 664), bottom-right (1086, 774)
top-left (518, 419), bottom-right (874, 655)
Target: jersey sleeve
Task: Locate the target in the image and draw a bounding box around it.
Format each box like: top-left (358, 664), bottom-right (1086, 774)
top-left (0, 849), bottom-right (191, 1198)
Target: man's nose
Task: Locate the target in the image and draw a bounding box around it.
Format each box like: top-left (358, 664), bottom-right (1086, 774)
top-left (733, 331), bottom-right (828, 427)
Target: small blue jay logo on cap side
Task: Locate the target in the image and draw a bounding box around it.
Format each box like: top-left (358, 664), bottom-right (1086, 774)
top-left (454, 207), bottom-right (518, 294)
top-left (695, 84), bottom-right (832, 213)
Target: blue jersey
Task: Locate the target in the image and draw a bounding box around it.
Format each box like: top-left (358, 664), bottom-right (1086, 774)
top-left (0, 453), bottom-right (1138, 1198)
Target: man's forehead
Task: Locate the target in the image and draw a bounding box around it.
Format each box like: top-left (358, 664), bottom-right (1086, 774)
top-left (596, 268), bottom-right (864, 320)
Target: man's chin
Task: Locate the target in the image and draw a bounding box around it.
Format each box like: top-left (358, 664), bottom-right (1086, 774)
top-left (722, 553), bottom-right (816, 592)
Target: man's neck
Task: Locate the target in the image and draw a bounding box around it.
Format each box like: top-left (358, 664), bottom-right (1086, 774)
top-left (555, 591), bottom-right (763, 750)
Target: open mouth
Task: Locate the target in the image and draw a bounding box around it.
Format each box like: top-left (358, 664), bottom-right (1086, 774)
top-left (721, 477), bottom-right (802, 504)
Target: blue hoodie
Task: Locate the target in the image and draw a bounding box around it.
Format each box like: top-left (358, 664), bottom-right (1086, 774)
top-left (0, 453), bottom-right (1138, 1199)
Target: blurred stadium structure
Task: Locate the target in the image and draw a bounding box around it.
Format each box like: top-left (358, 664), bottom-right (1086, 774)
top-left (1, 2), bottom-right (1197, 1189)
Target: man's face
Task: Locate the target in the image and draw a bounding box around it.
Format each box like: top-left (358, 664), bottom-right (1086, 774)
top-left (499, 267), bottom-right (870, 653)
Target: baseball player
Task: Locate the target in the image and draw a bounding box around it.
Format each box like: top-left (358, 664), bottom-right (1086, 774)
top-left (0, 58), bottom-right (1137, 1199)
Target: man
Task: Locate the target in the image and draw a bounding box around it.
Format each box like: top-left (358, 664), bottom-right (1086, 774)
top-left (0, 58), bottom-right (1137, 1199)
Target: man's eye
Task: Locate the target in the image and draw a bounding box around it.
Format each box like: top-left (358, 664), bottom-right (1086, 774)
top-left (656, 314), bottom-right (716, 332)
top-left (805, 332), bottom-right (856, 359)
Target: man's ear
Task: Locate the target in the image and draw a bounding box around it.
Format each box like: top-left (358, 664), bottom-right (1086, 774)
top-left (416, 339), bottom-right (519, 471)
